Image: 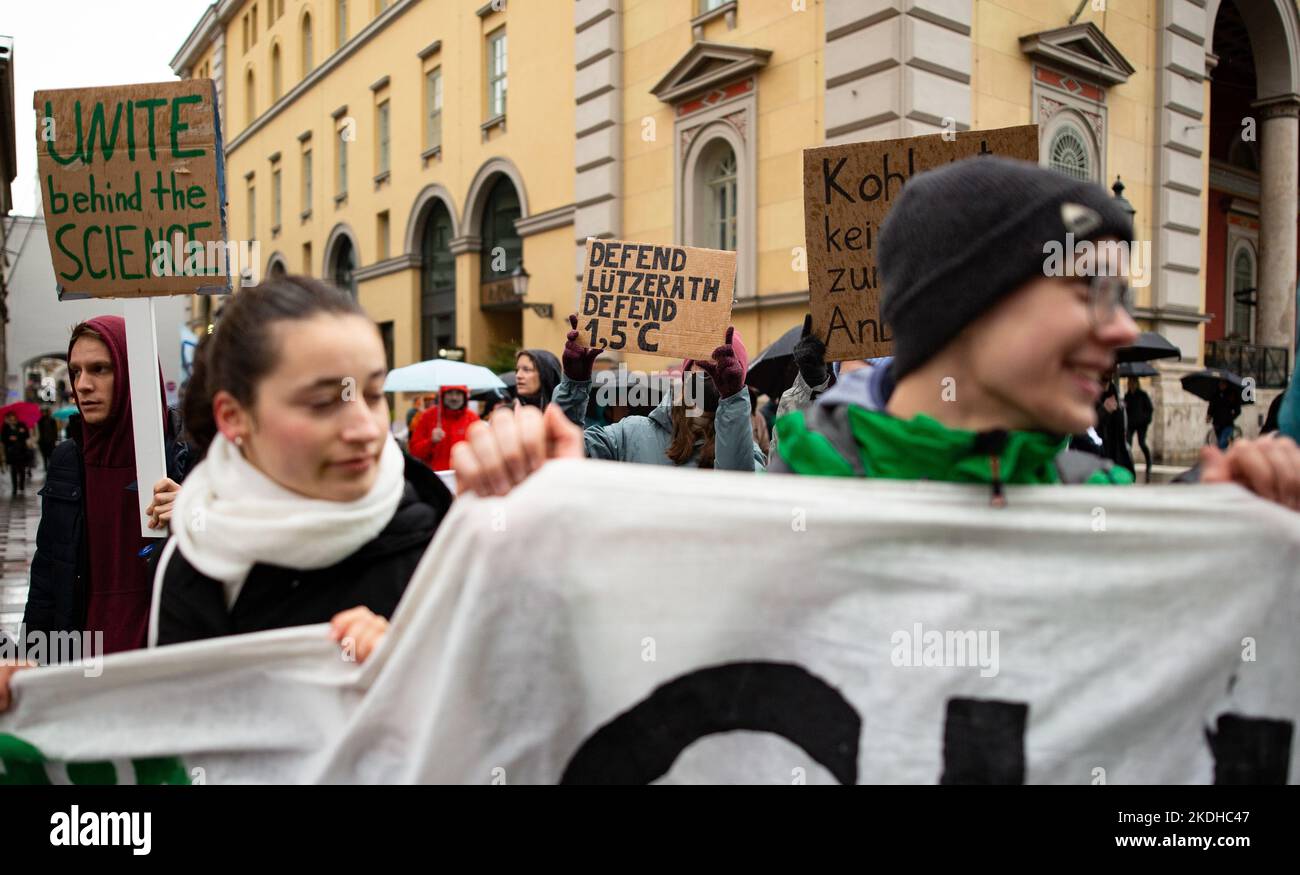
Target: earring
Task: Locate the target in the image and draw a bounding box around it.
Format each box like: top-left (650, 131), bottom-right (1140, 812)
top-left (234, 436), bottom-right (245, 447)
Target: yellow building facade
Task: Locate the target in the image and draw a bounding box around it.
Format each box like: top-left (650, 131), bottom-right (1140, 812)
top-left (174, 0), bottom-right (1299, 462)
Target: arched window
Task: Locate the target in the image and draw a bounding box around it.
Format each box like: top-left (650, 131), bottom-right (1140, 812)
top-left (704, 141), bottom-right (737, 251)
top-left (271, 43), bottom-right (283, 101)
top-left (245, 69), bottom-right (256, 125)
top-left (1048, 124), bottom-right (1091, 181)
top-left (421, 201), bottom-right (457, 360)
top-left (336, 0), bottom-right (348, 49)
top-left (480, 176), bottom-right (521, 282)
top-left (301, 14), bottom-right (314, 75)
top-left (1230, 242), bottom-right (1256, 341)
top-left (330, 236), bottom-right (357, 297)
top-left (267, 256), bottom-right (288, 280)
top-left (690, 137), bottom-right (739, 251)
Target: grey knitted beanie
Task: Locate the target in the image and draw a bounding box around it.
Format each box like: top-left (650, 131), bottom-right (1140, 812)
top-left (879, 156), bottom-right (1135, 380)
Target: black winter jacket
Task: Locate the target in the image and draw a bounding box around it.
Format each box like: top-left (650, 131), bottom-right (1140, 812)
top-left (22, 420), bottom-right (191, 640)
top-left (153, 455), bottom-right (452, 645)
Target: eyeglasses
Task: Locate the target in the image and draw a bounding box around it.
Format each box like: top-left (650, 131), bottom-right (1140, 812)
top-left (1087, 274), bottom-right (1133, 326)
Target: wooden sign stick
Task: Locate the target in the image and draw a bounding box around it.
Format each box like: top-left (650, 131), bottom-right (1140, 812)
top-left (122, 298), bottom-right (168, 539)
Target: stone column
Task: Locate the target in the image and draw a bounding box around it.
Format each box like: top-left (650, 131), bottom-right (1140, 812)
top-left (1252, 95), bottom-right (1300, 354)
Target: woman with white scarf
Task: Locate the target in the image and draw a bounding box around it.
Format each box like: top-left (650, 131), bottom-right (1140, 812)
top-left (148, 276), bottom-right (452, 662)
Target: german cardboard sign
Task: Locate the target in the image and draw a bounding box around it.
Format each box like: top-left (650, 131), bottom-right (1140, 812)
top-left (803, 124), bottom-right (1040, 361)
top-left (579, 238), bottom-right (736, 361)
top-left (35, 79), bottom-right (230, 299)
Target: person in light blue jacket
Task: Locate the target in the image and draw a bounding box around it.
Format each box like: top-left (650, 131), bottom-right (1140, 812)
top-left (552, 315), bottom-right (765, 471)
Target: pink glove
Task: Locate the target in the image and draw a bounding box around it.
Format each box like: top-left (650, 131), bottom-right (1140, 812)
top-left (694, 327), bottom-right (745, 399)
top-left (562, 313), bottom-right (602, 381)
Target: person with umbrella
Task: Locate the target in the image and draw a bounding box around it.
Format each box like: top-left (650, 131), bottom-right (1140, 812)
top-left (36, 407), bottom-right (59, 470)
top-left (1123, 375), bottom-right (1154, 482)
top-left (1, 411), bottom-right (32, 496)
top-left (409, 385), bottom-right (480, 472)
top-left (1207, 378), bottom-right (1242, 450)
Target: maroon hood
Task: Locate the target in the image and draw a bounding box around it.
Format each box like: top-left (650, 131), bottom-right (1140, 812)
top-left (68, 314), bottom-right (165, 655)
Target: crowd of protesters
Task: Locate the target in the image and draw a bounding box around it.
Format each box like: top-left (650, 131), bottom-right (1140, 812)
top-left (4, 155), bottom-right (1300, 713)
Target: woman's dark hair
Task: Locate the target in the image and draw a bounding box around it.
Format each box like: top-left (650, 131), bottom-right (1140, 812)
top-left (515, 349), bottom-right (561, 411)
top-left (667, 402), bottom-right (716, 468)
top-left (183, 275), bottom-right (368, 458)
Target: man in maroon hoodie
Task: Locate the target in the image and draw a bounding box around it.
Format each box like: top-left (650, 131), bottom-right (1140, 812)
top-left (20, 316), bottom-right (189, 656)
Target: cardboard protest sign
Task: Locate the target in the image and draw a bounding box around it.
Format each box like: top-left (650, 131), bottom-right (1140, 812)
top-left (803, 125), bottom-right (1039, 361)
top-left (580, 238), bottom-right (735, 360)
top-left (35, 79), bottom-right (230, 298)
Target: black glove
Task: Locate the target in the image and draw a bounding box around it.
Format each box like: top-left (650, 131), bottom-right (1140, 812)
top-left (791, 314), bottom-right (827, 388)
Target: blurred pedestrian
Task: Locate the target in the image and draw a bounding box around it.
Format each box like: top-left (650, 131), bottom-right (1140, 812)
top-left (409, 385), bottom-right (480, 471)
top-left (1206, 379), bottom-right (1241, 450)
top-left (36, 406), bottom-right (58, 470)
top-left (1124, 376), bottom-right (1153, 482)
top-left (1, 413), bottom-right (30, 495)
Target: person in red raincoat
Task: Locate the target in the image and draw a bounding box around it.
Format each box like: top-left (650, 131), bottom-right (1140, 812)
top-left (409, 385), bottom-right (479, 471)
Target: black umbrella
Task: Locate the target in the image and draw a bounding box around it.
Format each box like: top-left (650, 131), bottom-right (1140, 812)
top-left (1117, 361), bottom-right (1158, 378)
top-left (1180, 367), bottom-right (1254, 405)
top-left (1116, 331), bottom-right (1180, 363)
top-left (746, 320), bottom-right (805, 399)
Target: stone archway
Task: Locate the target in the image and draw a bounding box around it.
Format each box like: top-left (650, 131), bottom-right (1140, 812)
top-left (1208, 0), bottom-right (1300, 353)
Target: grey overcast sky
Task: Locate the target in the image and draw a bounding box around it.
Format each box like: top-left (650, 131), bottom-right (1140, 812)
top-left (5, 0), bottom-right (217, 216)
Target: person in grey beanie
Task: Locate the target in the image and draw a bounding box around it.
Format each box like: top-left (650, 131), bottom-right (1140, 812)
top-left (769, 156), bottom-right (1300, 512)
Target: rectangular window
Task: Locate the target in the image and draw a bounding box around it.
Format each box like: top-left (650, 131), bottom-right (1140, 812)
top-left (336, 0), bottom-right (348, 48)
top-left (247, 180), bottom-right (256, 241)
top-left (487, 29), bottom-right (507, 119)
top-left (302, 147), bottom-right (313, 211)
top-left (425, 68), bottom-right (443, 151)
top-left (377, 211), bottom-right (390, 260)
top-left (271, 165), bottom-right (282, 229)
top-left (242, 14), bottom-right (249, 53)
top-left (700, 0), bottom-right (727, 12)
top-left (251, 4), bottom-right (259, 44)
top-left (336, 128), bottom-right (348, 197)
top-left (376, 100), bottom-right (390, 175)
top-left (303, 241), bottom-right (313, 274)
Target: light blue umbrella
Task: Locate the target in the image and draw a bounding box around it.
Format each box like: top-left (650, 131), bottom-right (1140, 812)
top-left (52, 405), bottom-right (80, 420)
top-left (384, 359), bottom-right (507, 394)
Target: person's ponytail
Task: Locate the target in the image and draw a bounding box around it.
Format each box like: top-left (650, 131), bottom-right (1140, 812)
top-left (182, 333), bottom-right (219, 459)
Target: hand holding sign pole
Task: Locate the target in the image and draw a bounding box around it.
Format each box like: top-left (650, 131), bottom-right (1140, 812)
top-left (35, 79), bottom-right (230, 537)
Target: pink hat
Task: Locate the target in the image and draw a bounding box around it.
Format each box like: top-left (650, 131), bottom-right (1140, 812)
top-left (682, 327), bottom-right (748, 376)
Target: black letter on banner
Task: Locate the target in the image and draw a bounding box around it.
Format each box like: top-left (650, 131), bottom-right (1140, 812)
top-left (939, 697), bottom-right (1028, 785)
top-left (1206, 714), bottom-right (1293, 784)
top-left (561, 661), bottom-right (861, 784)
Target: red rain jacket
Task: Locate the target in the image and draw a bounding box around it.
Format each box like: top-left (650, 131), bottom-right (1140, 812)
top-left (409, 385), bottom-right (479, 471)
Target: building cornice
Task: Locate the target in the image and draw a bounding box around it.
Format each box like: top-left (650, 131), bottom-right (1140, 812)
top-left (222, 0), bottom-right (418, 156)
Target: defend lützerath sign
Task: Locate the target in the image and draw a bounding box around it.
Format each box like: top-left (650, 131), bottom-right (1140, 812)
top-left (580, 238), bottom-right (736, 360)
top-left (34, 79), bottom-right (231, 298)
top-left (803, 124), bottom-right (1039, 361)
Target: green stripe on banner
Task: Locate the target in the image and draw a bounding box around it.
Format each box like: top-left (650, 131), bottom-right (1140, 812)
top-left (0, 732), bottom-right (190, 785)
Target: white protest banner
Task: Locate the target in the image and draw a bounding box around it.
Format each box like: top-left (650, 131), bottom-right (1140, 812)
top-left (3, 462), bottom-right (1298, 784)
